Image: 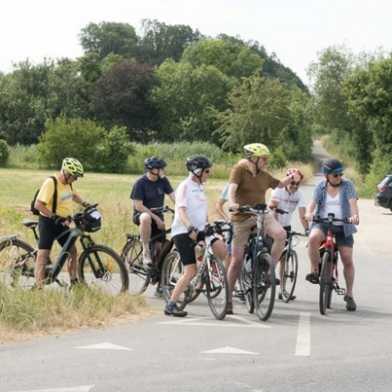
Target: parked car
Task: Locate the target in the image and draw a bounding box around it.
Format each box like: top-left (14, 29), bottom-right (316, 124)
top-left (375, 175), bottom-right (392, 210)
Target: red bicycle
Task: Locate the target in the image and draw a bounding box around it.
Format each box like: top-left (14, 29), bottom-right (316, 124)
top-left (313, 214), bottom-right (348, 315)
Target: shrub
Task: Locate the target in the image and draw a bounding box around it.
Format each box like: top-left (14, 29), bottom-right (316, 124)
top-left (0, 139), bottom-right (9, 166)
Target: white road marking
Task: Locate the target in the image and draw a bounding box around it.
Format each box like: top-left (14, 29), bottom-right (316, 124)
top-left (76, 342), bottom-right (132, 351)
top-left (202, 346), bottom-right (259, 355)
top-left (295, 312), bottom-right (311, 356)
top-left (158, 316), bottom-right (270, 329)
top-left (10, 385), bottom-right (94, 392)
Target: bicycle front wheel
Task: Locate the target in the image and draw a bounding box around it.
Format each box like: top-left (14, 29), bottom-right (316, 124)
top-left (281, 250), bottom-right (298, 303)
top-left (319, 252), bottom-right (333, 315)
top-left (79, 245), bottom-right (129, 295)
top-left (253, 253), bottom-right (276, 321)
top-left (239, 264), bottom-right (254, 313)
top-left (206, 256), bottom-right (228, 320)
top-left (121, 238), bottom-right (150, 295)
top-left (0, 238), bottom-right (36, 289)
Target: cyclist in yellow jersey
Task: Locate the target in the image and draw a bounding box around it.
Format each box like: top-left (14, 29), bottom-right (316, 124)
top-left (34, 157), bottom-right (89, 288)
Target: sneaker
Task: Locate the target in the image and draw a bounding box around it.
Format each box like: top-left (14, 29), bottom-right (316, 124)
top-left (305, 272), bottom-right (319, 284)
top-left (278, 292), bottom-right (296, 301)
top-left (226, 302), bottom-right (234, 315)
top-left (164, 302), bottom-right (187, 317)
top-left (344, 295), bottom-right (357, 311)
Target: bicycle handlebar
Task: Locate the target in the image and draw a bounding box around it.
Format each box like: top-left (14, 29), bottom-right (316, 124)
top-left (150, 205), bottom-right (174, 214)
top-left (312, 214), bottom-right (350, 225)
top-left (229, 204), bottom-right (288, 215)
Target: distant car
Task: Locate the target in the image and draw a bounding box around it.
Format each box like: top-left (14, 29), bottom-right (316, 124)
top-left (375, 175), bottom-right (392, 210)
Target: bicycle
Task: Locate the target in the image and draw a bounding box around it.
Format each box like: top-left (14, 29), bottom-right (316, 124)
top-left (313, 214), bottom-right (347, 315)
top-left (279, 230), bottom-right (307, 303)
top-left (236, 204), bottom-right (285, 321)
top-left (0, 205), bottom-right (129, 294)
top-left (121, 206), bottom-right (175, 295)
top-left (160, 221), bottom-right (230, 320)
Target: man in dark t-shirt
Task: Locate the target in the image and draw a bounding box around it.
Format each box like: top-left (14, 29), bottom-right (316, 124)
top-left (130, 156), bottom-right (175, 266)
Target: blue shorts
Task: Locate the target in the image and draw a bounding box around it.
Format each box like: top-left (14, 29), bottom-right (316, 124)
top-left (312, 224), bottom-right (354, 248)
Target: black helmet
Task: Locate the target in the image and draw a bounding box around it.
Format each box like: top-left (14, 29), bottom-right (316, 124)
top-left (144, 156), bottom-right (167, 170)
top-left (323, 159), bottom-right (344, 175)
top-left (186, 155), bottom-right (212, 175)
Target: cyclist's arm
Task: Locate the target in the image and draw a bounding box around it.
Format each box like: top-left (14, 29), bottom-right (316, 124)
top-left (35, 200), bottom-right (56, 218)
top-left (298, 206), bottom-right (309, 230)
top-left (348, 198), bottom-right (359, 224)
top-left (305, 200), bottom-right (316, 221)
top-left (168, 192), bottom-right (175, 205)
top-left (277, 173), bottom-right (296, 188)
top-left (269, 197), bottom-right (279, 220)
top-left (215, 198), bottom-right (229, 221)
top-left (178, 206), bottom-right (198, 241)
top-left (227, 183), bottom-right (239, 208)
top-left (133, 199), bottom-right (161, 222)
top-left (72, 193), bottom-right (89, 207)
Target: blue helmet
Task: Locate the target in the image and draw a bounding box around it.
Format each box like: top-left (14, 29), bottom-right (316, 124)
top-left (323, 159), bottom-right (344, 175)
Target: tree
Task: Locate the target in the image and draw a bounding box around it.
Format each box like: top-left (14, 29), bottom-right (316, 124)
top-left (138, 19), bottom-right (202, 65)
top-left (80, 22), bottom-right (138, 60)
top-left (92, 60), bottom-right (158, 141)
top-left (181, 38), bottom-right (263, 79)
top-left (216, 75), bottom-right (291, 152)
top-left (307, 46), bottom-right (353, 133)
top-left (152, 59), bottom-right (232, 142)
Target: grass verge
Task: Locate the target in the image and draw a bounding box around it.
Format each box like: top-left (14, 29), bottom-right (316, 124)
top-left (0, 283), bottom-right (147, 343)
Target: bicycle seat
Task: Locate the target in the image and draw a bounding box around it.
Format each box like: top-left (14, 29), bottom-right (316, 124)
top-left (22, 219), bottom-right (38, 228)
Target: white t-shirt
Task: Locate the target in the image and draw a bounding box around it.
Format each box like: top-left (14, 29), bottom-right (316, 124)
top-left (171, 175), bottom-right (208, 237)
top-left (271, 187), bottom-right (306, 227)
top-left (321, 191), bottom-right (343, 224)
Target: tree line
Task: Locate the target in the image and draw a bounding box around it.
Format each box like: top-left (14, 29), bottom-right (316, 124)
top-left (0, 19), bottom-right (312, 170)
top-left (309, 46), bottom-right (392, 192)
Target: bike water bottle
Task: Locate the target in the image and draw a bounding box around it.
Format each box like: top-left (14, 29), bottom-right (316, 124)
top-left (245, 256), bottom-right (252, 273)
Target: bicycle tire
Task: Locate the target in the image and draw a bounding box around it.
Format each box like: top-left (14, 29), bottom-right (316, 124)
top-left (0, 238), bottom-right (36, 289)
top-left (121, 238), bottom-right (150, 295)
top-left (254, 253), bottom-right (276, 321)
top-left (281, 250), bottom-right (298, 303)
top-left (205, 256), bottom-right (228, 320)
top-left (239, 263), bottom-right (254, 313)
top-left (160, 250), bottom-right (188, 309)
top-left (319, 251), bottom-right (333, 315)
top-left (78, 244), bottom-right (129, 294)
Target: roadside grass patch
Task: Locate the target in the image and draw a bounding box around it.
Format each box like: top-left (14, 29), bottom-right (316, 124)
top-left (0, 283), bottom-right (146, 341)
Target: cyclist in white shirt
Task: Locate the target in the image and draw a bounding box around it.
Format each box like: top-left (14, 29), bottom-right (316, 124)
top-left (164, 156), bottom-right (227, 317)
top-left (269, 168), bottom-right (309, 300)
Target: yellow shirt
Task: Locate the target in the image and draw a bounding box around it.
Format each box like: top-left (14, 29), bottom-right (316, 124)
top-left (36, 175), bottom-right (75, 218)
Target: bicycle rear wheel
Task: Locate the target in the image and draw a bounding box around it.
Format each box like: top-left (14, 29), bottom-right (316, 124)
top-left (239, 263), bottom-right (254, 313)
top-left (253, 253), bottom-right (276, 321)
top-left (319, 252), bottom-right (333, 315)
top-left (160, 250), bottom-right (188, 309)
top-left (281, 250), bottom-right (298, 303)
top-left (121, 237), bottom-right (150, 295)
top-left (206, 256), bottom-right (228, 320)
top-left (0, 238), bottom-right (36, 289)
top-left (79, 245), bottom-right (129, 295)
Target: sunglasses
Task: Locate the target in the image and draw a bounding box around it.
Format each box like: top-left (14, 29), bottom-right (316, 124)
top-left (290, 181), bottom-right (300, 186)
top-left (331, 173), bottom-right (344, 178)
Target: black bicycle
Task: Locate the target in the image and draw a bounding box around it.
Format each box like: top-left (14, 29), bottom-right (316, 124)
top-left (0, 205), bottom-right (129, 294)
top-left (313, 214), bottom-right (347, 315)
top-left (121, 206), bottom-right (175, 295)
top-left (160, 221), bottom-right (230, 320)
top-left (279, 230), bottom-right (307, 303)
top-left (236, 204), bottom-right (285, 321)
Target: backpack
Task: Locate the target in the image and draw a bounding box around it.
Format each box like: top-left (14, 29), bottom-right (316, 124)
top-left (31, 176), bottom-right (58, 216)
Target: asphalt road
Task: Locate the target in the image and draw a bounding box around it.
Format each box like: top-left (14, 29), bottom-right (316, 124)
top-left (1, 144), bottom-right (392, 392)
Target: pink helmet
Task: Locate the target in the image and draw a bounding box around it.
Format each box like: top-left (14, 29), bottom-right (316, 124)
top-left (287, 168), bottom-right (304, 182)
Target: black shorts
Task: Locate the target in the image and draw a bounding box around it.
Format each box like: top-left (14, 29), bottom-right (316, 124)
top-left (133, 213), bottom-right (166, 242)
top-left (38, 216), bottom-right (72, 250)
top-left (313, 224), bottom-right (354, 248)
top-left (173, 232), bottom-right (205, 266)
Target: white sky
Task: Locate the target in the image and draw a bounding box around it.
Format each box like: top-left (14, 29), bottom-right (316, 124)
top-left (0, 0), bottom-right (390, 84)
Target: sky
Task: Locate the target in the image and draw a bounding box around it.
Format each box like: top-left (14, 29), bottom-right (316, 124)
top-left (0, 0), bottom-right (390, 84)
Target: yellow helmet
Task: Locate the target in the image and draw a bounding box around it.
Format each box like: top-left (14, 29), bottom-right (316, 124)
top-left (62, 157), bottom-right (84, 177)
top-left (243, 143), bottom-right (271, 158)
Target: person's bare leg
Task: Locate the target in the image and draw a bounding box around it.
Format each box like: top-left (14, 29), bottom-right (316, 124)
top-left (139, 213), bottom-right (152, 264)
top-left (35, 249), bottom-right (50, 288)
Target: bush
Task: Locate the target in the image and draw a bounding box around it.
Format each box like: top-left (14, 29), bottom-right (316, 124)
top-left (7, 144), bottom-right (40, 169)
top-left (37, 117), bottom-right (131, 173)
top-left (0, 139), bottom-right (9, 166)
